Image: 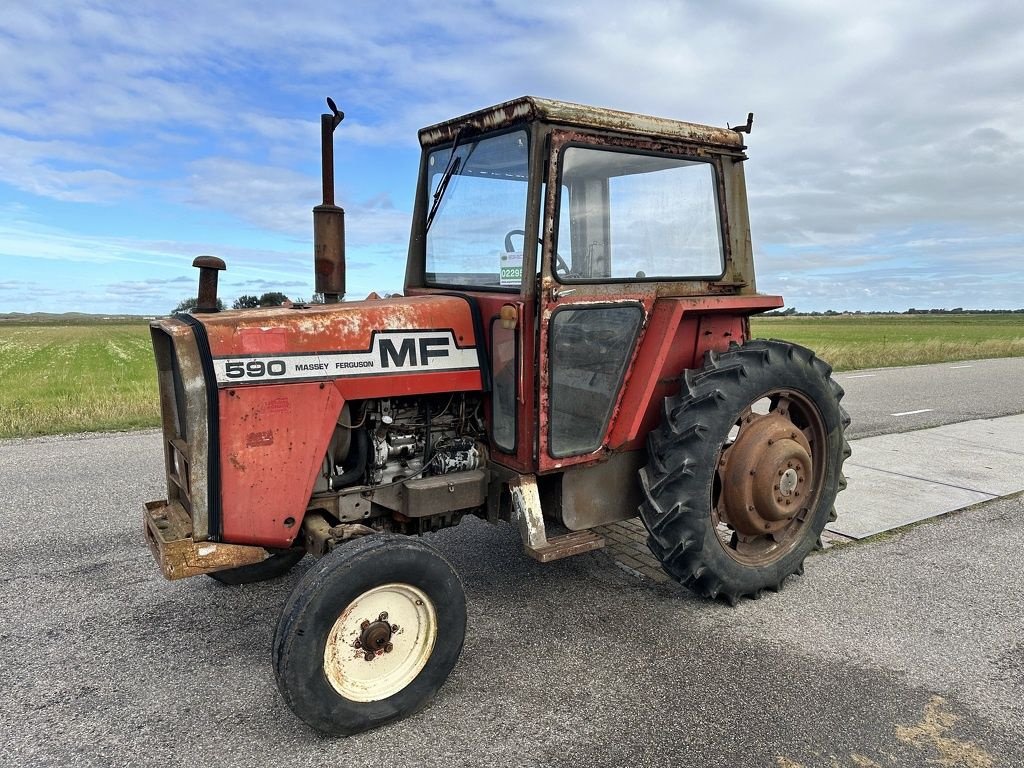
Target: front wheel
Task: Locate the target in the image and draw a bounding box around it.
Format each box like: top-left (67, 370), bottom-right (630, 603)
top-left (273, 535), bottom-right (466, 735)
top-left (639, 339), bottom-right (851, 603)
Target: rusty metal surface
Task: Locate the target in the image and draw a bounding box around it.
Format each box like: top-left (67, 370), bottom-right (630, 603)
top-left (508, 474), bottom-right (606, 562)
top-left (400, 469), bottom-right (487, 518)
top-left (524, 530), bottom-right (605, 563)
top-left (314, 101), bottom-right (346, 301)
top-left (150, 319), bottom-right (212, 540)
top-left (143, 499), bottom-right (267, 580)
top-left (192, 255), bottom-right (225, 313)
top-left (509, 473), bottom-right (549, 552)
top-left (714, 389), bottom-right (828, 566)
top-left (219, 381), bottom-right (344, 547)
top-left (301, 513), bottom-right (376, 558)
top-left (721, 412), bottom-right (813, 535)
top-left (418, 96), bottom-right (745, 151)
top-left (560, 452), bottom-right (644, 530)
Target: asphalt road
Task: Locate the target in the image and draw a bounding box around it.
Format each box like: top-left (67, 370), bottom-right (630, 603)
top-left (1, 358), bottom-right (1023, 767)
top-left (834, 356), bottom-right (1024, 439)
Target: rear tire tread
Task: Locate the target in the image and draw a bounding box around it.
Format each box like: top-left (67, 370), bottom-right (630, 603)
top-left (638, 338), bottom-right (850, 603)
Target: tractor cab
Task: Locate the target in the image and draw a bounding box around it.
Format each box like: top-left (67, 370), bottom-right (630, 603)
top-left (404, 98), bottom-right (780, 521)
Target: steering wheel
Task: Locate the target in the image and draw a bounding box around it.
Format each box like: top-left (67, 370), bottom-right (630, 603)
top-left (504, 229), bottom-right (570, 276)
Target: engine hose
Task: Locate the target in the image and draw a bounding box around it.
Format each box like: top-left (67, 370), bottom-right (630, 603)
top-left (330, 428), bottom-right (368, 488)
top-left (423, 401), bottom-right (433, 470)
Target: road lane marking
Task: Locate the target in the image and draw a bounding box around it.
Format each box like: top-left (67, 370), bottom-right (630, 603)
top-left (846, 374), bottom-right (876, 378)
top-left (891, 408), bottom-right (934, 416)
top-left (949, 364), bottom-right (974, 369)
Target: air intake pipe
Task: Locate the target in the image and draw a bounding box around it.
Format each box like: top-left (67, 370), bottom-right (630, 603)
top-left (313, 97), bottom-right (346, 304)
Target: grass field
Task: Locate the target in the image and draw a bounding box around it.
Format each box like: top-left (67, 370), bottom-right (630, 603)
top-left (751, 313), bottom-right (1024, 371)
top-left (0, 321), bottom-right (158, 438)
top-left (1, 313), bottom-right (1022, 438)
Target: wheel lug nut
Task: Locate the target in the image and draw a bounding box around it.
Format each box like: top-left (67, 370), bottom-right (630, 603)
top-left (353, 639), bottom-right (362, 649)
top-left (378, 612), bottom-right (388, 621)
top-left (385, 642), bottom-right (394, 653)
top-left (391, 624), bottom-right (399, 632)
top-left (360, 620), bottom-right (370, 630)
top-left (364, 652), bottom-right (375, 662)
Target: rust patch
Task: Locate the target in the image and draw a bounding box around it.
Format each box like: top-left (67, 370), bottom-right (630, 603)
top-left (265, 397), bottom-right (290, 413)
top-left (143, 499), bottom-right (268, 580)
top-left (246, 430), bottom-right (274, 447)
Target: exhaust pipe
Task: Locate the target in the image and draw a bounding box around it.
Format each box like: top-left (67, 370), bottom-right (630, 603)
top-left (313, 97), bottom-right (346, 304)
top-left (192, 255), bottom-right (226, 312)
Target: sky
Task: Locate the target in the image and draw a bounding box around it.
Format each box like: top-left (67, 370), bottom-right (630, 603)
top-left (1, 1), bottom-right (1022, 315)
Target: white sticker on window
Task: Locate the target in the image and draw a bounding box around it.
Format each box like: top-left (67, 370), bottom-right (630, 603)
top-left (499, 251), bottom-right (523, 286)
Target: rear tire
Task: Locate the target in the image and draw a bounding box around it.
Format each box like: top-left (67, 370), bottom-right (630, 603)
top-left (273, 535), bottom-right (466, 736)
top-left (639, 339), bottom-right (850, 603)
top-left (207, 549), bottom-right (304, 585)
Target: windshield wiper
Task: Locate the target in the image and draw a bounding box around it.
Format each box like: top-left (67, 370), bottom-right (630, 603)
top-left (425, 129), bottom-right (466, 233)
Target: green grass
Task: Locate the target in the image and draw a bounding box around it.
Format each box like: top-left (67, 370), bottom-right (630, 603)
top-left (751, 313), bottom-right (1024, 371)
top-left (1, 313), bottom-right (1022, 438)
top-left (0, 321), bottom-right (158, 438)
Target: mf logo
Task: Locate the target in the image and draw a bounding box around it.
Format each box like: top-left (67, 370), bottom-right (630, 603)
top-left (378, 335), bottom-right (451, 368)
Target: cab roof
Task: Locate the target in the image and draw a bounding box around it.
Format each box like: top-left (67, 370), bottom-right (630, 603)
top-left (418, 95), bottom-right (746, 150)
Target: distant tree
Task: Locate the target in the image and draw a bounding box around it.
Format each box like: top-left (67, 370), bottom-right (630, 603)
top-left (781, 306), bottom-right (797, 316)
top-left (232, 294), bottom-right (260, 309)
top-left (259, 291), bottom-right (289, 307)
top-left (172, 297), bottom-right (224, 313)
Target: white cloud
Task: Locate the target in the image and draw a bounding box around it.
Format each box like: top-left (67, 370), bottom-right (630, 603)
top-left (0, 0), bottom-right (1022, 311)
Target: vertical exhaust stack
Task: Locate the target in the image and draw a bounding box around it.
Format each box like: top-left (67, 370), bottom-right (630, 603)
top-left (192, 255), bottom-right (226, 312)
top-left (313, 98), bottom-right (346, 304)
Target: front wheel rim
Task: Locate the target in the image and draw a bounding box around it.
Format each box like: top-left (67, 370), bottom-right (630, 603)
top-left (323, 583), bottom-right (438, 703)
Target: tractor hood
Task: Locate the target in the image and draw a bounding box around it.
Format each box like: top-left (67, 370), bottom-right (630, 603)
top-left (179, 293), bottom-right (486, 393)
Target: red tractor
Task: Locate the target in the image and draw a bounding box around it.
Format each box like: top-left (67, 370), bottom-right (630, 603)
top-left (144, 97), bottom-right (849, 735)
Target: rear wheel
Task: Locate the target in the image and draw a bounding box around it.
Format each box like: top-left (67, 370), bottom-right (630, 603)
top-left (639, 339), bottom-right (850, 603)
top-left (273, 535), bottom-right (466, 735)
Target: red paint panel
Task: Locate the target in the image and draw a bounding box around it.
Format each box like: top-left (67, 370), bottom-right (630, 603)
top-left (407, 288), bottom-right (539, 474)
top-left (606, 295), bottom-right (784, 452)
top-left (219, 383), bottom-right (343, 547)
top-left (694, 313), bottom-right (747, 360)
top-left (607, 302), bottom-right (698, 450)
top-left (199, 294), bottom-right (479, 358)
top-left (331, 369), bottom-right (482, 400)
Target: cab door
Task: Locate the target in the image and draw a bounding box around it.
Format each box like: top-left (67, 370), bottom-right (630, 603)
top-left (536, 132), bottom-right (650, 472)
top-left (535, 129), bottom-right (730, 473)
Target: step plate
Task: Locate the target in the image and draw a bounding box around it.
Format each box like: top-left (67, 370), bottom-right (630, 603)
top-left (526, 530), bottom-right (605, 563)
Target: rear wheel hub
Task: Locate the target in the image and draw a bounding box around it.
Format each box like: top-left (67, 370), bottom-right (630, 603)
top-left (721, 411), bottom-right (813, 536)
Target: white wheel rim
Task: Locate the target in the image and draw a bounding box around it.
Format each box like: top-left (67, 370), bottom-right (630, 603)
top-left (323, 583), bottom-right (437, 702)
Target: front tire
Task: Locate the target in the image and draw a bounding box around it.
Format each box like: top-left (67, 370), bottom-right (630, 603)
top-left (273, 535), bottom-right (466, 736)
top-left (639, 339), bottom-right (851, 603)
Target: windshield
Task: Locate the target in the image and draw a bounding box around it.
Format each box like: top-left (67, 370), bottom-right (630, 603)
top-left (425, 130), bottom-right (529, 289)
